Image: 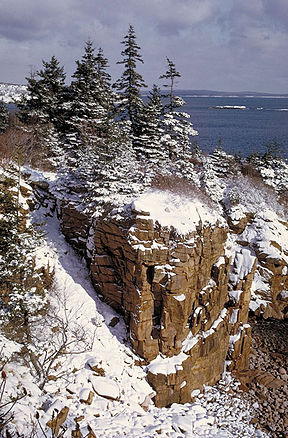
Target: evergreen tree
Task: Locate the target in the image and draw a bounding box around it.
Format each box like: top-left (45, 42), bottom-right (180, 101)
top-left (159, 58), bottom-right (198, 160)
top-left (18, 56), bottom-right (66, 129)
top-left (113, 25), bottom-right (147, 134)
top-left (0, 101), bottom-right (9, 134)
top-left (95, 47), bottom-right (119, 135)
top-left (134, 85), bottom-right (166, 162)
top-left (0, 166), bottom-right (47, 332)
top-left (95, 47), bottom-right (111, 88)
top-left (160, 57), bottom-right (181, 113)
top-left (69, 41), bottom-right (117, 149)
top-left (70, 41), bottom-right (101, 123)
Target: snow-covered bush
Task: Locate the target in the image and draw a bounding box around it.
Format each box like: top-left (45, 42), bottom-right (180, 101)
top-left (226, 187), bottom-right (241, 206)
top-left (150, 173), bottom-right (216, 210)
top-left (0, 166), bottom-right (52, 341)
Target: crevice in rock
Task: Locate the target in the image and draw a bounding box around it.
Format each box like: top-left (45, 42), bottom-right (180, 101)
top-left (146, 265), bottom-right (155, 284)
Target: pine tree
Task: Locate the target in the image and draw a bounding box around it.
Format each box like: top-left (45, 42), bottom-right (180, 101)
top-left (18, 56), bottom-right (66, 129)
top-left (113, 25), bottom-right (147, 134)
top-left (0, 101), bottom-right (9, 134)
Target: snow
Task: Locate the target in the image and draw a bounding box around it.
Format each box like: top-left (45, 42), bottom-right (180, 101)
top-left (147, 352), bottom-right (188, 375)
top-left (228, 290), bottom-right (243, 304)
top-left (230, 248), bottom-right (256, 286)
top-left (89, 376), bottom-right (120, 400)
top-left (0, 165), bottom-right (274, 437)
top-left (174, 294), bottom-right (186, 301)
top-left (215, 256), bottom-right (226, 267)
top-left (230, 309), bottom-right (239, 324)
top-left (131, 190), bottom-right (224, 236)
top-left (148, 309), bottom-right (228, 376)
top-left (250, 269), bottom-right (271, 311)
top-left (0, 82), bottom-right (27, 103)
top-left (279, 290), bottom-right (288, 299)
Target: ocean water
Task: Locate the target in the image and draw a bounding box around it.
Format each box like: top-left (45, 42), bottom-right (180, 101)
top-left (7, 96), bottom-right (288, 158)
top-left (180, 95), bottom-right (288, 158)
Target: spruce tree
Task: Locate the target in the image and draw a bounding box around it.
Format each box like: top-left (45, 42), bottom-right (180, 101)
top-left (94, 47), bottom-right (118, 139)
top-left (95, 48), bottom-right (111, 88)
top-left (159, 58), bottom-right (198, 160)
top-left (69, 41), bottom-right (117, 148)
top-left (0, 166), bottom-right (47, 331)
top-left (18, 56), bottom-right (66, 129)
top-left (113, 25), bottom-right (147, 134)
top-left (134, 85), bottom-right (166, 162)
top-left (160, 57), bottom-right (181, 113)
top-left (69, 40), bottom-right (101, 140)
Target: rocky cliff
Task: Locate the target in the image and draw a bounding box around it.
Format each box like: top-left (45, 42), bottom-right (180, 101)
top-left (58, 190), bottom-right (265, 407)
top-left (23, 166), bottom-right (286, 409)
top-left (226, 206), bottom-right (288, 320)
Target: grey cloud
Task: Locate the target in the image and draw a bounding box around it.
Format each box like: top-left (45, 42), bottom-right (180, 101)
top-left (0, 0), bottom-right (288, 92)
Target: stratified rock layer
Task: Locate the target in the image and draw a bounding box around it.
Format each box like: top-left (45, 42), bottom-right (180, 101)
top-left (58, 192), bottom-right (287, 408)
top-left (86, 199), bottom-right (251, 407)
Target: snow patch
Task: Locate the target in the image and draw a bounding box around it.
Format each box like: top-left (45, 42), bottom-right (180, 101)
top-left (131, 190), bottom-right (224, 235)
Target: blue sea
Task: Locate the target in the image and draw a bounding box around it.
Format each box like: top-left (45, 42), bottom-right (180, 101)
top-left (180, 94), bottom-right (288, 158)
top-left (7, 95), bottom-right (288, 158)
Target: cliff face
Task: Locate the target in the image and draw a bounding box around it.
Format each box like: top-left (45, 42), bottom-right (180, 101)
top-left (91, 201), bottom-right (229, 365)
top-left (227, 207), bottom-right (288, 320)
top-left (58, 190), bottom-right (287, 407)
top-left (59, 191), bottom-right (254, 407)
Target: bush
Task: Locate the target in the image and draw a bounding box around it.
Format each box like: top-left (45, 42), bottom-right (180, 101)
top-left (150, 173), bottom-right (216, 208)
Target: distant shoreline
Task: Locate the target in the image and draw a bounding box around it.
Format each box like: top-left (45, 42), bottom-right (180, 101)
top-left (176, 90), bottom-right (288, 98)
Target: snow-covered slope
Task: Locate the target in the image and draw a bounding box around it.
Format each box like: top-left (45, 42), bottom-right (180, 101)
top-left (0, 171), bottom-right (268, 438)
top-left (0, 82), bottom-right (27, 103)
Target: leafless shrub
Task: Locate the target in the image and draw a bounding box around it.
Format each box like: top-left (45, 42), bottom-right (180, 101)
top-left (18, 281), bottom-right (96, 390)
top-left (240, 161), bottom-right (263, 179)
top-left (150, 173), bottom-right (216, 208)
top-left (226, 173), bottom-right (287, 218)
top-left (0, 366), bottom-right (27, 435)
top-left (0, 122), bottom-right (54, 171)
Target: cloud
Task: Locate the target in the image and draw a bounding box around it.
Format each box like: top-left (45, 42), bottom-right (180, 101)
top-left (0, 0), bottom-right (288, 92)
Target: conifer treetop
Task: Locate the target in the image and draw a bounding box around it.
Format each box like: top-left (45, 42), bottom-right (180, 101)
top-left (114, 25), bottom-right (147, 129)
top-left (17, 55), bottom-right (66, 126)
top-left (160, 57), bottom-right (181, 113)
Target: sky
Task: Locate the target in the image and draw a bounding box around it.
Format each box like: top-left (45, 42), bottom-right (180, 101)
top-left (0, 0), bottom-right (288, 93)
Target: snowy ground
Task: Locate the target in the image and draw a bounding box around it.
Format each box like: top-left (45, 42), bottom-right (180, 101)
top-left (0, 182), bottom-right (269, 437)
